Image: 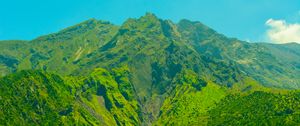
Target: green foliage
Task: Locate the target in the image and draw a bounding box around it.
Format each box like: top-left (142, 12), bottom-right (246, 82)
top-left (174, 70), bottom-right (207, 90)
top-left (87, 67), bottom-right (142, 126)
top-left (0, 70), bottom-right (103, 125)
top-left (156, 82), bottom-right (226, 125)
top-left (0, 67), bottom-right (142, 125)
top-left (208, 91), bottom-right (300, 125)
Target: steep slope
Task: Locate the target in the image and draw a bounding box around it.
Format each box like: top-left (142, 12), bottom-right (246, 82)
top-left (77, 67), bottom-right (142, 125)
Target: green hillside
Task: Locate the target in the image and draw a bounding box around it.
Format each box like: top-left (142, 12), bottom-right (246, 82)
top-left (0, 70), bottom-right (105, 125)
top-left (0, 13), bottom-right (300, 125)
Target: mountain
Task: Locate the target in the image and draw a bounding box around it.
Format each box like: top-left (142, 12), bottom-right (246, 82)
top-left (0, 13), bottom-right (300, 125)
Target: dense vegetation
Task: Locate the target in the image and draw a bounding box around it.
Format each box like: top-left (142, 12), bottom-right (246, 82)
top-left (0, 67), bottom-right (141, 125)
top-left (0, 13), bottom-right (300, 125)
top-left (209, 91), bottom-right (300, 125)
top-left (0, 70), bottom-right (103, 125)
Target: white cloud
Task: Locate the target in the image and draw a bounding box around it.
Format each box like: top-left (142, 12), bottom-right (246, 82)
top-left (245, 38), bottom-right (251, 42)
top-left (265, 19), bottom-right (300, 44)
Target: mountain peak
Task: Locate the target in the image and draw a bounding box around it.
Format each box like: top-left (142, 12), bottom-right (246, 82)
top-left (142, 12), bottom-right (158, 19)
top-left (136, 12), bottom-right (161, 24)
top-left (118, 13), bottom-right (162, 36)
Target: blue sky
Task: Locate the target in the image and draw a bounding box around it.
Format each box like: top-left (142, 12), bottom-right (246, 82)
top-left (0, 0), bottom-right (300, 43)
